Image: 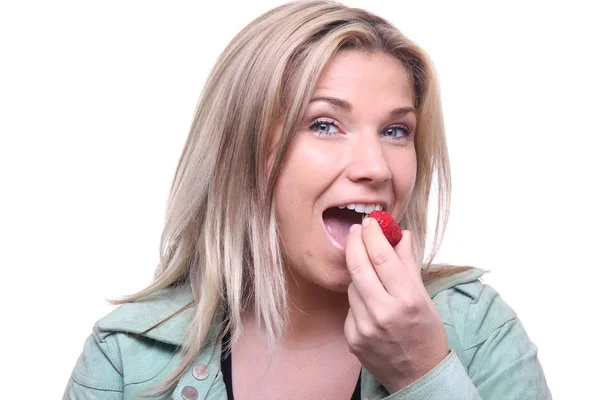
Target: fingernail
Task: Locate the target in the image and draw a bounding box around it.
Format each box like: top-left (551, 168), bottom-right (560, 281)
top-left (362, 217), bottom-right (371, 227)
top-left (349, 224), bottom-right (361, 233)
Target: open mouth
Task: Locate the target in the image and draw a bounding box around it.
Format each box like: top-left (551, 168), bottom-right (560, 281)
top-left (322, 204), bottom-right (383, 248)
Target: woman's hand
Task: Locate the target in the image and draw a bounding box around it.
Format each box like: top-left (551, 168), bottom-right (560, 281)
top-left (344, 217), bottom-right (450, 394)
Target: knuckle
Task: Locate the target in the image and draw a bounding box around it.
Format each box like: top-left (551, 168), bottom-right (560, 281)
top-left (371, 251), bottom-right (390, 267)
top-left (346, 334), bottom-right (360, 352)
top-left (402, 297), bottom-right (425, 316)
top-left (356, 322), bottom-right (377, 340)
top-left (348, 263), bottom-right (363, 276)
top-left (373, 311), bottom-right (393, 331)
top-left (347, 283), bottom-right (358, 297)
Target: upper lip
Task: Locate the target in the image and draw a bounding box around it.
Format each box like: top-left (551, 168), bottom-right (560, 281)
top-left (325, 199), bottom-right (390, 212)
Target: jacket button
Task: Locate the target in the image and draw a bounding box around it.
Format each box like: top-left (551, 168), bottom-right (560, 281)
top-left (192, 364), bottom-right (209, 380)
top-left (181, 386), bottom-right (198, 400)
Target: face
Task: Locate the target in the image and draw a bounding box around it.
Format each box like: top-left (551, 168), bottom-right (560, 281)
top-left (272, 50), bottom-right (418, 292)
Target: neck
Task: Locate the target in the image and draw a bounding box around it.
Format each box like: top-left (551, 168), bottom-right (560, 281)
top-left (284, 268), bottom-right (350, 347)
top-left (242, 268), bottom-right (350, 349)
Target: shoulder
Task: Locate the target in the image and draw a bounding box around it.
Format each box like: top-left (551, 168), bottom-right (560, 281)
top-left (429, 272), bottom-right (551, 396)
top-left (429, 270), bottom-right (522, 367)
top-left (65, 285), bottom-right (198, 397)
top-left (91, 283), bottom-right (198, 367)
top-left (434, 278), bottom-right (517, 338)
top-left (96, 284), bottom-right (196, 346)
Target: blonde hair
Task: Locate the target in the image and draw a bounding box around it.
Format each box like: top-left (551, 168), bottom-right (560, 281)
top-left (116, 0), bottom-right (472, 395)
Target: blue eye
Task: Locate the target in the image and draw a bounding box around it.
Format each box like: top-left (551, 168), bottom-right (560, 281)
top-left (309, 119), bottom-right (339, 136)
top-left (381, 125), bottom-right (411, 140)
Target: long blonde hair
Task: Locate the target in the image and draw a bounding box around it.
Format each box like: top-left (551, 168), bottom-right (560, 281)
top-left (116, 0), bottom-right (471, 395)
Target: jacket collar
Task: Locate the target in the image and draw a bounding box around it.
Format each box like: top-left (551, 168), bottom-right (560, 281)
top-left (425, 267), bottom-right (486, 298)
top-left (96, 267), bottom-right (485, 346)
top-left (96, 284), bottom-right (195, 346)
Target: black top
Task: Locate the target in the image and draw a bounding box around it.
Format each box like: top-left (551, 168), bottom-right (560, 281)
top-left (220, 330), bottom-right (361, 399)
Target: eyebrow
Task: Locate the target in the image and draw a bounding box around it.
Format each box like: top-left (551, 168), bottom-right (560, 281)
top-left (309, 96), bottom-right (416, 117)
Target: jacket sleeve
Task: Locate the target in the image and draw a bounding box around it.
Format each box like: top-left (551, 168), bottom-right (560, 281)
top-left (63, 331), bottom-right (124, 399)
top-left (383, 283), bottom-right (552, 400)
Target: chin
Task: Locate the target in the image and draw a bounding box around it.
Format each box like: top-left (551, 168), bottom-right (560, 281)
top-left (326, 279), bottom-right (352, 293)
top-left (313, 264), bottom-right (353, 293)
top-left (288, 256), bottom-right (352, 294)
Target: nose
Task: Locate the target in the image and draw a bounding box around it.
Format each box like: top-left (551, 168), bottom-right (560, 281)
top-left (346, 136), bottom-right (392, 185)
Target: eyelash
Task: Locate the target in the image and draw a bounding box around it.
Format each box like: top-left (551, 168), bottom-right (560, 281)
top-left (308, 118), bottom-right (412, 140)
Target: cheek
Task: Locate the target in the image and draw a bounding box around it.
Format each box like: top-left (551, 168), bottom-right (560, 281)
top-left (276, 138), bottom-right (336, 198)
top-left (272, 139), bottom-right (333, 249)
top-left (272, 157), bottom-right (309, 233)
top-left (389, 149), bottom-right (418, 198)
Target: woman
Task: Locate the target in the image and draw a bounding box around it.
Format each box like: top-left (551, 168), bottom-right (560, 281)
top-left (64, 1), bottom-right (551, 399)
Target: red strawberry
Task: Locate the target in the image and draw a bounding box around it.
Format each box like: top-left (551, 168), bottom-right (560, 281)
top-left (368, 210), bottom-right (402, 246)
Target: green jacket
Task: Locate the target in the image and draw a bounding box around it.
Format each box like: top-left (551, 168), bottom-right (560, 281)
top-left (63, 268), bottom-right (552, 399)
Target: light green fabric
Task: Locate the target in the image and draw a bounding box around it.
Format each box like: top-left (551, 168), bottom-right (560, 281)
top-left (63, 268), bottom-right (552, 399)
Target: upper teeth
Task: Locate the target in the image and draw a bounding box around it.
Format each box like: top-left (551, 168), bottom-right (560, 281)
top-left (338, 203), bottom-right (383, 214)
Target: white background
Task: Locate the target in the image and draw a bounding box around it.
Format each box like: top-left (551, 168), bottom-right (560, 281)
top-left (1, 0), bottom-right (598, 398)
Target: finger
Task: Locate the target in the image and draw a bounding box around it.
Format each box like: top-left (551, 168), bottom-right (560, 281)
top-left (392, 230), bottom-right (422, 281)
top-left (393, 230), bottom-right (430, 297)
top-left (345, 223), bottom-right (387, 305)
top-left (347, 282), bottom-right (369, 321)
top-left (361, 217), bottom-right (404, 296)
top-left (344, 307), bottom-right (359, 351)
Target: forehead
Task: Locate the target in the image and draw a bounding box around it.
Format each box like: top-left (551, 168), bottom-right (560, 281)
top-left (312, 50), bottom-right (414, 107)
